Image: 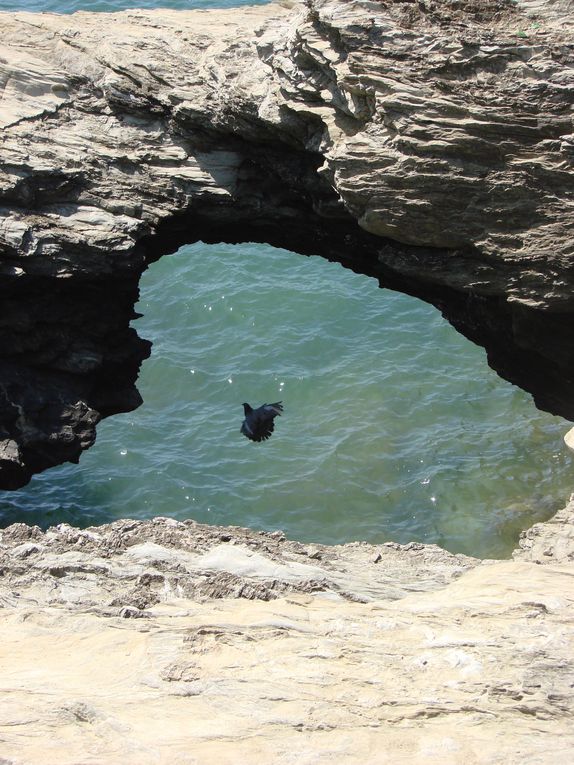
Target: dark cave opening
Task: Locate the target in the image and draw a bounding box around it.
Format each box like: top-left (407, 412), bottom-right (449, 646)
top-left (0, 202), bottom-right (572, 491)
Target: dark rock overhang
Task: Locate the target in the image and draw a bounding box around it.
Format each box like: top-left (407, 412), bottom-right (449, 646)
top-left (0, 0), bottom-right (572, 488)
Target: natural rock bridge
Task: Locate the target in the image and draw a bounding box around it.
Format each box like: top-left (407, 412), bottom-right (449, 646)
top-left (1, 3), bottom-right (574, 762)
top-left (0, 0), bottom-right (573, 487)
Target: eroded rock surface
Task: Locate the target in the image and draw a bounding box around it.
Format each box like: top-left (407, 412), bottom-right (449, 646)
top-left (0, 515), bottom-right (476, 609)
top-left (0, 0), bottom-right (573, 484)
top-left (1, 5), bottom-right (573, 758)
top-left (0, 509), bottom-right (572, 764)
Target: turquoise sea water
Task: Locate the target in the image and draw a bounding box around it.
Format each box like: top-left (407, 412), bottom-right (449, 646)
top-left (1, 243), bottom-right (572, 558)
top-left (0, 0), bottom-right (572, 558)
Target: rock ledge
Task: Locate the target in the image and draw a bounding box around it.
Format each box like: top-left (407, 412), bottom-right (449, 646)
top-left (0, 503), bottom-right (573, 764)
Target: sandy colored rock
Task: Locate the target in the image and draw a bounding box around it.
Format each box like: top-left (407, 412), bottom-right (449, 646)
top-left (0, 507), bottom-right (573, 764)
top-left (514, 493), bottom-right (574, 564)
top-left (0, 517), bottom-right (475, 608)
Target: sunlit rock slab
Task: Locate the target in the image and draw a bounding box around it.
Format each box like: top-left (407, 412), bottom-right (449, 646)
top-left (0, 516), bottom-right (475, 609)
top-left (0, 558), bottom-right (572, 764)
top-left (0, 508), bottom-right (573, 763)
top-left (0, 502), bottom-right (574, 765)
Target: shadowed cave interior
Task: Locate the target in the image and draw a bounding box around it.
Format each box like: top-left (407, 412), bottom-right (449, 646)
top-left (1, 207), bottom-right (573, 497)
top-left (0, 210), bottom-right (573, 560)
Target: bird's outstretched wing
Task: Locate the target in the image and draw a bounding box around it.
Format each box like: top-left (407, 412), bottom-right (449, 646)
top-left (262, 402), bottom-right (283, 416)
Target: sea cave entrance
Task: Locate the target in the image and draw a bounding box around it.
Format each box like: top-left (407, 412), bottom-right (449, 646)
top-left (1, 241), bottom-right (571, 559)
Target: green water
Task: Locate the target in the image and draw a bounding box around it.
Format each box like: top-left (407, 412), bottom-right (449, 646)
top-left (1, 243), bottom-right (571, 558)
top-left (1, 0), bottom-right (572, 556)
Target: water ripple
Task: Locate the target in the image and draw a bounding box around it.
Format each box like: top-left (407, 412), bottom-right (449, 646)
top-left (0, 242), bottom-right (572, 558)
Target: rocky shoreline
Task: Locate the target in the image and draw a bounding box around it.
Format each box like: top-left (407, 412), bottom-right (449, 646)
top-left (0, 0), bottom-right (573, 759)
top-left (0, 504), bottom-right (572, 763)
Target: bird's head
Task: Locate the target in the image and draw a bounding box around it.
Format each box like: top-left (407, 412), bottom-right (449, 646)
top-left (242, 403), bottom-right (253, 415)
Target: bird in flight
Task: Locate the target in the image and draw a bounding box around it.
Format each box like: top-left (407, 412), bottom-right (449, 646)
top-left (240, 401), bottom-right (283, 442)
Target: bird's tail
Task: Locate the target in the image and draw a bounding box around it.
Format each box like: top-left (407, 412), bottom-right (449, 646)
top-left (269, 401), bottom-right (283, 414)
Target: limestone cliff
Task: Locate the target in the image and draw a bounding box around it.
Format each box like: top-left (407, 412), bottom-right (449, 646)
top-left (0, 0), bottom-right (573, 485)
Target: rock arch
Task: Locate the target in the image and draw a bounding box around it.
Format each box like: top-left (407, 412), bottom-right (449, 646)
top-left (0, 0), bottom-right (572, 488)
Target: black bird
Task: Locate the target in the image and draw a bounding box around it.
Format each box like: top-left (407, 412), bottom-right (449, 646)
top-left (240, 401), bottom-right (283, 442)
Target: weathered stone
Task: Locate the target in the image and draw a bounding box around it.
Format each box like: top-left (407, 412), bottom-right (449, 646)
top-left (514, 494), bottom-right (574, 564)
top-left (0, 5), bottom-right (573, 754)
top-left (0, 509), bottom-right (572, 763)
top-left (0, 0), bottom-right (572, 484)
top-left (0, 516), bottom-right (475, 607)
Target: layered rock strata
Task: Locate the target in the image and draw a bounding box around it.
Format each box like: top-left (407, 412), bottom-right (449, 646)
top-left (0, 0), bottom-right (573, 485)
top-left (0, 509), bottom-right (572, 763)
top-left (1, 5), bottom-right (573, 758)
